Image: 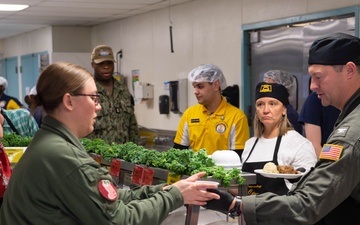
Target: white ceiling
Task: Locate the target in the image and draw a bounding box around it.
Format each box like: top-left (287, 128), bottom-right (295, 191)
top-left (0, 0), bottom-right (193, 40)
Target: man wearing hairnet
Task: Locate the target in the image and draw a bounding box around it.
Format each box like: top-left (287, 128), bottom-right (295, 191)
top-left (263, 70), bottom-right (303, 134)
top-left (173, 64), bottom-right (250, 156)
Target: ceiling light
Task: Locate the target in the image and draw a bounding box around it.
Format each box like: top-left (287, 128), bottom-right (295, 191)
top-left (0, 4), bottom-right (29, 11)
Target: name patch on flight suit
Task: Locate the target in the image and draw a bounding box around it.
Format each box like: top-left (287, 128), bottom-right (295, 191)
top-left (191, 119), bottom-right (200, 123)
top-left (319, 144), bottom-right (344, 161)
top-left (98, 180), bottom-right (118, 201)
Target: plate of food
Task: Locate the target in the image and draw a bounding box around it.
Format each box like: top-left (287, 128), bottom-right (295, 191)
top-left (254, 162), bottom-right (304, 179)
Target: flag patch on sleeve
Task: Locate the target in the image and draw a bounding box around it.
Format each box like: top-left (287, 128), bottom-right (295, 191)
top-left (319, 144), bottom-right (344, 161)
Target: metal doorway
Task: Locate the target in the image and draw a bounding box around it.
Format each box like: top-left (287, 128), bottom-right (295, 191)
top-left (241, 6), bottom-right (358, 131)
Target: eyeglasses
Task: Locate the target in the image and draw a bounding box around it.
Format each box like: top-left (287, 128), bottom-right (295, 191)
top-left (71, 94), bottom-right (100, 105)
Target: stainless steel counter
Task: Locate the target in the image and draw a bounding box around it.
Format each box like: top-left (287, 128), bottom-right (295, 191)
top-left (101, 157), bottom-right (256, 225)
top-left (182, 172), bottom-right (256, 225)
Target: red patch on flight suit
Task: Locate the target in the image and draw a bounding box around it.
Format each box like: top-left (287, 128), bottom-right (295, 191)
top-left (98, 180), bottom-right (118, 201)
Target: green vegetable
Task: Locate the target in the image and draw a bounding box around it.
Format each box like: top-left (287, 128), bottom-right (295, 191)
top-left (2, 133), bottom-right (32, 147)
top-left (191, 166), bottom-right (244, 187)
top-left (81, 138), bottom-right (245, 187)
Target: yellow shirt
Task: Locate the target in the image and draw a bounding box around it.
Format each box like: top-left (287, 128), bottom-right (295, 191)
top-left (174, 97), bottom-right (250, 155)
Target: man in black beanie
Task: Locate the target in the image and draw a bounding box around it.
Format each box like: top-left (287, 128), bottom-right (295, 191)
top-left (203, 32), bottom-right (360, 225)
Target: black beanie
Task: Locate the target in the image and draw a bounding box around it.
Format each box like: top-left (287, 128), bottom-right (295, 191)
top-left (308, 32), bottom-right (360, 65)
top-left (255, 82), bottom-right (289, 106)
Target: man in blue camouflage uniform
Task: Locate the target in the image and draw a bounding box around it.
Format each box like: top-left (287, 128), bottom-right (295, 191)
top-left (87, 45), bottom-right (140, 145)
top-left (203, 32), bottom-right (360, 224)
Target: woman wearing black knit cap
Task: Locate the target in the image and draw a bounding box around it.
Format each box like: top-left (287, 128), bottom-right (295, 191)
top-left (240, 82), bottom-right (316, 195)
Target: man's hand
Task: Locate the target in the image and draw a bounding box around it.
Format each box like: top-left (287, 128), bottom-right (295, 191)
top-left (171, 172), bottom-right (220, 205)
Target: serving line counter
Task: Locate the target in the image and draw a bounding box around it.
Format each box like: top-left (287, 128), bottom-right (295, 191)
top-left (101, 158), bottom-right (256, 225)
top-left (183, 172), bottom-right (255, 225)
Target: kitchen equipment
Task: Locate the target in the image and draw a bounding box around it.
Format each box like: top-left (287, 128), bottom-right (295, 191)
top-left (140, 136), bottom-right (149, 146)
top-left (159, 95), bottom-right (170, 114)
top-left (161, 206), bottom-right (236, 225)
top-left (138, 125), bottom-right (158, 147)
top-left (169, 79), bottom-right (187, 114)
top-left (210, 150), bottom-right (242, 170)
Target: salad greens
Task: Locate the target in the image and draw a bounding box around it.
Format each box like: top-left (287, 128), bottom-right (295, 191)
top-left (81, 138), bottom-right (244, 187)
top-left (0, 133), bottom-right (245, 187)
top-left (2, 133), bottom-right (32, 147)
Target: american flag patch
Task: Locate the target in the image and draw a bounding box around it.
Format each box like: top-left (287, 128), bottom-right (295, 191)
top-left (319, 144), bottom-right (344, 161)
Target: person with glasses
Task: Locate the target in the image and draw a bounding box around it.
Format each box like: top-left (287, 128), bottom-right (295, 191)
top-left (87, 45), bottom-right (140, 145)
top-left (71, 93), bottom-right (100, 105)
top-left (0, 61), bottom-right (221, 225)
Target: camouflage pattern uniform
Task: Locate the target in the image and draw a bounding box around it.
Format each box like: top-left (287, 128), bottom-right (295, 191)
top-left (87, 77), bottom-right (140, 145)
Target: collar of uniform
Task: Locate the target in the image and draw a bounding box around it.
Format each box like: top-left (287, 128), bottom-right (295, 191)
top-left (95, 77), bottom-right (123, 96)
top-left (336, 88), bottom-right (360, 125)
top-left (41, 115), bottom-right (85, 152)
top-left (201, 96), bottom-right (227, 116)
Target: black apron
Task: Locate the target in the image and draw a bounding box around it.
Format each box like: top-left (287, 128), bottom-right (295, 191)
top-left (242, 136), bottom-right (289, 195)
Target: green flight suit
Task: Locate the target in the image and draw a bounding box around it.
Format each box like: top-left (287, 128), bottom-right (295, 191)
top-left (242, 89), bottom-right (360, 225)
top-left (0, 116), bottom-right (183, 225)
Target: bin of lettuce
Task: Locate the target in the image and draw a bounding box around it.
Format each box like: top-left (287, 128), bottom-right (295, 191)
top-left (2, 133), bottom-right (32, 165)
top-left (81, 138), bottom-right (244, 187)
top-left (2, 133), bottom-right (32, 147)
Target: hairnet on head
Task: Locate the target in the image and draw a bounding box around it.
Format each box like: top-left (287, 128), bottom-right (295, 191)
top-left (0, 77), bottom-right (8, 89)
top-left (263, 70), bottom-right (295, 92)
top-left (188, 64), bottom-right (227, 90)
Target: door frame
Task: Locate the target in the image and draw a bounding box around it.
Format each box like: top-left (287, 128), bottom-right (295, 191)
top-left (240, 5), bottom-right (359, 130)
top-left (20, 51), bottom-right (48, 104)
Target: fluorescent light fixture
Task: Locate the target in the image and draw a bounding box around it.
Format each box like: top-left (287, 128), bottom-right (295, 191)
top-left (0, 4), bottom-right (29, 11)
